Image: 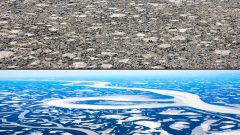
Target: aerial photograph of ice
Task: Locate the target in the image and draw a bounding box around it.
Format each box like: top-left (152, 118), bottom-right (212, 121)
top-left (0, 70), bottom-right (239, 135)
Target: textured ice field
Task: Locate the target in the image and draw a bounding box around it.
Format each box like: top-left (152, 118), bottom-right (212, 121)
top-left (1, 0), bottom-right (240, 69)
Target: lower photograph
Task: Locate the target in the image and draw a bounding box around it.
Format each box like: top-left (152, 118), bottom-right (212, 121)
top-left (0, 70), bottom-right (239, 135)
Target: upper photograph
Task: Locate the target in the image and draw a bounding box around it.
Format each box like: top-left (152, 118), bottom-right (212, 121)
top-left (0, 0), bottom-right (239, 69)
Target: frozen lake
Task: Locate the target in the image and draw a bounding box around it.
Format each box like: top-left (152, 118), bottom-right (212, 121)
top-left (0, 70), bottom-right (239, 134)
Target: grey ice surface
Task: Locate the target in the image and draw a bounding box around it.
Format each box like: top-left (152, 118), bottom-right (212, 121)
top-left (0, 0), bottom-right (239, 69)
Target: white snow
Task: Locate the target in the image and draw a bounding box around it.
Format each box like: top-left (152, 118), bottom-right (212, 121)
top-left (10, 30), bottom-right (20, 34)
top-left (0, 51), bottom-right (14, 59)
top-left (0, 21), bottom-right (8, 25)
top-left (72, 62), bottom-right (87, 68)
top-left (220, 125), bottom-right (235, 129)
top-left (124, 115), bottom-right (149, 122)
top-left (45, 95), bottom-right (170, 109)
top-left (179, 28), bottom-right (188, 33)
top-left (210, 130), bottom-right (240, 135)
top-left (214, 50), bottom-right (231, 55)
top-left (191, 119), bottom-right (217, 135)
top-left (118, 59), bottom-right (129, 63)
top-left (158, 44), bottom-right (171, 49)
top-left (170, 122), bottom-right (189, 130)
top-left (159, 109), bottom-right (199, 115)
top-left (101, 64), bottom-right (113, 69)
top-left (169, 0), bottom-right (183, 5)
top-left (159, 109), bottom-right (184, 115)
top-left (101, 115), bottom-right (126, 119)
top-left (110, 14), bottom-right (126, 18)
top-left (112, 31), bottom-right (125, 36)
top-left (135, 121), bottom-right (161, 129)
top-left (136, 33), bottom-right (145, 37)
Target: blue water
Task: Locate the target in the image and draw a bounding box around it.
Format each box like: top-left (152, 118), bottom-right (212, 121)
top-left (0, 71), bottom-right (239, 134)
